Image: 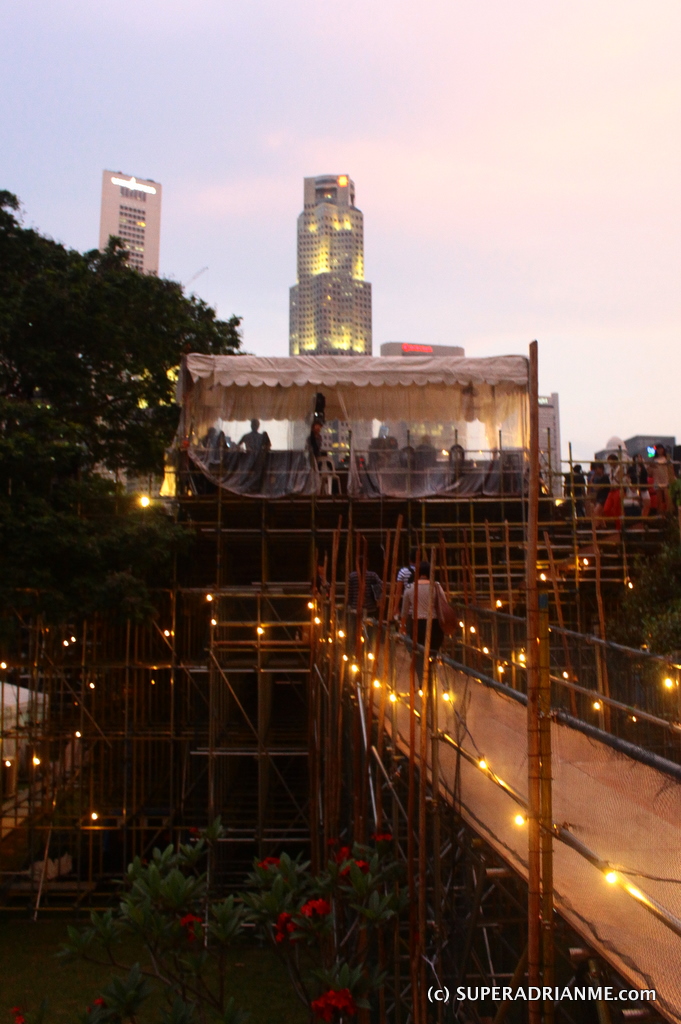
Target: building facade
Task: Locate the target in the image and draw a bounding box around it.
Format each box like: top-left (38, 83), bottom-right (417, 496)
top-left (380, 342), bottom-right (465, 357)
top-left (289, 175), bottom-right (372, 356)
top-left (99, 171), bottom-right (162, 274)
top-left (538, 392), bottom-right (561, 495)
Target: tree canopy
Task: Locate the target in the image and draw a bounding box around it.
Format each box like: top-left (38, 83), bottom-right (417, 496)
top-left (0, 190), bottom-right (240, 623)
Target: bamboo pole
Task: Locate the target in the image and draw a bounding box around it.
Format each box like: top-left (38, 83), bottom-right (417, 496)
top-left (543, 530), bottom-right (577, 716)
top-left (539, 592), bottom-right (555, 1024)
top-left (526, 340), bottom-right (542, 1020)
top-left (417, 550), bottom-right (436, 1023)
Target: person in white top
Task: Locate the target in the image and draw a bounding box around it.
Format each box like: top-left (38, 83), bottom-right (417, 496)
top-left (400, 561), bottom-right (446, 682)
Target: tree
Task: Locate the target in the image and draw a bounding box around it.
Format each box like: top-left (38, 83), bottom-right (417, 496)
top-left (0, 190), bottom-right (241, 622)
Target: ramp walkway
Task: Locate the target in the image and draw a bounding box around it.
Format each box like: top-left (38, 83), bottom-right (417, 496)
top-left (379, 623), bottom-right (681, 1023)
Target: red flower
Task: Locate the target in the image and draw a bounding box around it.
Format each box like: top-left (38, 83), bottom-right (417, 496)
top-left (93, 998), bottom-right (106, 1007)
top-left (372, 832), bottom-right (393, 842)
top-left (340, 859), bottom-right (370, 879)
top-left (326, 837), bottom-right (338, 847)
top-left (179, 912), bottom-right (202, 942)
top-left (299, 897), bottom-right (331, 918)
top-left (275, 911), bottom-right (298, 943)
top-left (311, 988), bottom-right (358, 1021)
top-left (334, 845), bottom-right (351, 864)
top-left (188, 826), bottom-right (199, 836)
top-left (257, 856), bottom-right (280, 870)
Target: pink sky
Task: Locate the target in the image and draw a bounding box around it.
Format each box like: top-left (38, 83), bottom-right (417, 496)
top-left (2, 0), bottom-right (680, 456)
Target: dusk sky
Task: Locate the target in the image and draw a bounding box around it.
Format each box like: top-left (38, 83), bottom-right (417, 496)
top-left (3, 1), bottom-right (680, 456)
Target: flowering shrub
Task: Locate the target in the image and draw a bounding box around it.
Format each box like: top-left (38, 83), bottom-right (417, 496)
top-left (58, 819), bottom-right (249, 1024)
top-left (242, 839), bottom-right (407, 1020)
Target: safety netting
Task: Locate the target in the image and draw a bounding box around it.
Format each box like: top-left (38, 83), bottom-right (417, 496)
top-left (174, 354), bottom-right (529, 499)
top-left (380, 642), bottom-right (681, 1022)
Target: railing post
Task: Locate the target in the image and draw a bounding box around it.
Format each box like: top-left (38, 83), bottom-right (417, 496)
top-left (539, 592), bottom-right (554, 1023)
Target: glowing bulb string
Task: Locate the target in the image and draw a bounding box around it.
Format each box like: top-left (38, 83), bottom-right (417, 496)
top-left (438, 728), bottom-right (681, 940)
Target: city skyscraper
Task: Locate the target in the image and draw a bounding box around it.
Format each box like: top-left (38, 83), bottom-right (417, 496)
top-left (99, 170), bottom-right (162, 274)
top-left (289, 175), bottom-right (372, 356)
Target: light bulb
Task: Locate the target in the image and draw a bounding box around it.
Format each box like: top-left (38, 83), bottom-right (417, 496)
top-left (498, 665), bottom-right (505, 674)
top-left (478, 759), bottom-right (488, 771)
top-left (373, 679), bottom-right (381, 689)
top-left (368, 652), bottom-right (375, 660)
top-left (583, 558), bottom-right (589, 566)
top-left (442, 692), bottom-right (450, 701)
top-left (63, 640), bottom-right (69, 647)
top-left (605, 871), bottom-right (617, 884)
top-left (562, 671), bottom-right (569, 679)
top-left (89, 682), bottom-right (95, 689)
top-left (664, 678), bottom-right (674, 690)
top-left (139, 495), bottom-right (151, 508)
top-left (418, 689), bottom-right (423, 697)
top-left (470, 626), bottom-right (476, 634)
top-left (257, 626), bottom-right (265, 635)
top-left (91, 811), bottom-right (99, 821)
top-left (593, 700), bottom-right (602, 711)
top-left (70, 636), bottom-right (76, 643)
top-left (496, 599), bottom-right (502, 608)
top-left (307, 601), bottom-right (315, 610)
top-left (210, 618), bottom-right (217, 626)
top-left (4, 760), bottom-right (11, 767)
top-left (338, 630), bottom-right (345, 638)
top-left (389, 693), bottom-right (397, 703)
top-left (0, 662), bottom-right (6, 670)
top-left (314, 617), bottom-right (321, 625)
top-left (514, 814), bottom-right (526, 826)
top-left (540, 573), bottom-right (546, 582)
top-left (32, 756), bottom-right (41, 766)
top-left (75, 731), bottom-right (81, 738)
top-left (458, 621), bottom-right (464, 628)
top-left (350, 664), bottom-right (359, 674)
top-left (163, 629), bottom-right (170, 637)
top-left (342, 654), bottom-right (349, 662)
top-left (206, 594), bottom-right (213, 602)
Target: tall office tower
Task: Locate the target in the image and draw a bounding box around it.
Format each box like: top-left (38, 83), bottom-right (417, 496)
top-left (99, 171), bottom-right (162, 274)
top-left (289, 175), bottom-right (372, 356)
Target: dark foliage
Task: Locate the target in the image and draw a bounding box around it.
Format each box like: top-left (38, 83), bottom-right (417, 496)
top-left (0, 190), bottom-right (241, 622)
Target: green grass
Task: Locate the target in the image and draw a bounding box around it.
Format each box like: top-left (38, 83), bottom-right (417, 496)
top-left (0, 919), bottom-right (307, 1024)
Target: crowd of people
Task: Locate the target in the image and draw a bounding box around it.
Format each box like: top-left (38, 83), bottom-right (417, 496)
top-left (564, 445), bottom-right (677, 524)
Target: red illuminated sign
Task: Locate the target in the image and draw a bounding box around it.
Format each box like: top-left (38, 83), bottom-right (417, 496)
top-left (402, 343), bottom-right (433, 353)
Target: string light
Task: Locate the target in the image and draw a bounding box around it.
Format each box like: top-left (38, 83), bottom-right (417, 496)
top-left (342, 654), bottom-right (349, 662)
top-left (0, 662), bottom-right (6, 670)
top-left (519, 653), bottom-right (526, 663)
top-left (458, 621), bottom-right (465, 628)
top-left (482, 647), bottom-right (489, 655)
top-left (63, 640), bottom-right (69, 647)
top-left (89, 682), bottom-right (95, 689)
top-left (163, 629), bottom-right (170, 637)
top-left (469, 626), bottom-right (476, 634)
top-left (210, 618), bottom-right (217, 626)
top-left (389, 692), bottom-right (397, 703)
top-left (4, 760), bottom-right (11, 767)
top-left (257, 626), bottom-right (265, 635)
top-left (373, 679), bottom-right (381, 689)
top-left (583, 558), bottom-right (589, 566)
top-left (627, 581), bottom-right (634, 589)
top-left (498, 665), bottom-right (505, 674)
top-left (562, 671), bottom-right (569, 679)
top-left (630, 716), bottom-right (637, 723)
top-left (514, 814), bottom-right (526, 826)
top-left (540, 573), bottom-right (547, 582)
top-left (418, 689), bottom-right (423, 697)
top-left (150, 679), bottom-right (156, 686)
top-left (496, 600), bottom-right (502, 608)
top-left (605, 871), bottom-right (617, 884)
top-left (139, 495), bottom-right (151, 508)
top-left (338, 630), bottom-right (346, 639)
top-left (442, 692), bottom-right (450, 701)
top-left (593, 700), bottom-right (602, 711)
top-left (70, 636), bottom-right (76, 643)
top-left (314, 616), bottom-right (321, 625)
top-left (350, 664), bottom-right (359, 674)
top-left (664, 678), bottom-right (674, 690)
top-left (368, 652), bottom-right (375, 661)
top-left (478, 758), bottom-right (488, 770)
top-left (32, 756), bottom-right (41, 766)
top-left (206, 594), bottom-right (213, 602)
top-left (91, 811), bottom-right (99, 821)
top-left (75, 731), bottom-right (81, 738)
top-left (307, 601), bottom-right (315, 610)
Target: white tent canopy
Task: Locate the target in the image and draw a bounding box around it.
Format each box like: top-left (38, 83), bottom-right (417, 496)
top-left (182, 354), bottom-right (529, 440)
